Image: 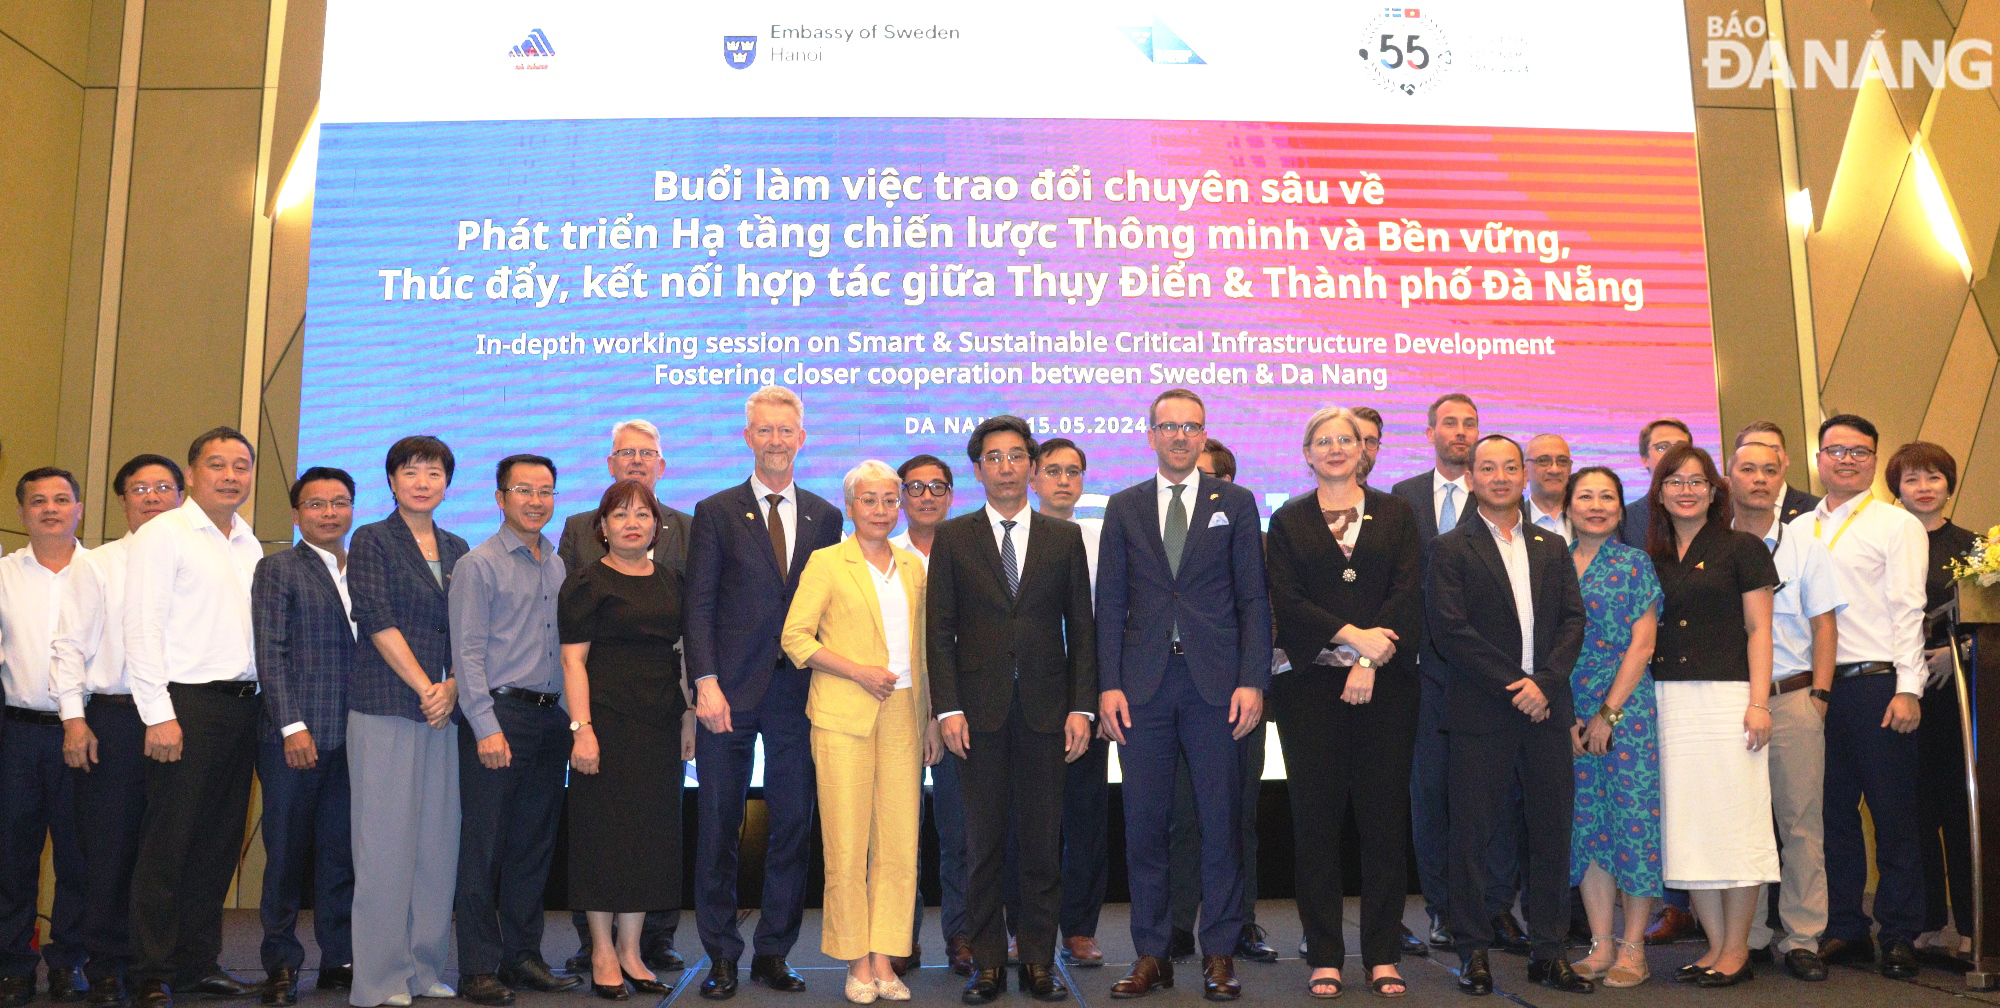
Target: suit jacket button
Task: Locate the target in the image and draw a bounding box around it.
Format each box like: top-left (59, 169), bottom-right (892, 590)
top-left (1677, 619), bottom-right (1688, 627)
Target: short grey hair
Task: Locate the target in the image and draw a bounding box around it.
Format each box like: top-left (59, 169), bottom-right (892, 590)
top-left (745, 385), bottom-right (805, 425)
top-left (1302, 406), bottom-right (1361, 449)
top-left (842, 459), bottom-right (900, 502)
top-left (609, 418), bottom-right (660, 447)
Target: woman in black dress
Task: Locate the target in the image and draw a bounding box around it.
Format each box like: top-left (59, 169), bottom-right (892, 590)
top-left (1266, 406), bottom-right (1424, 998)
top-left (560, 479), bottom-right (687, 1000)
top-left (1888, 441), bottom-right (1979, 954)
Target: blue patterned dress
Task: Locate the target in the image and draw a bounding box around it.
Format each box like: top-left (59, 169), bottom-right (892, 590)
top-left (1568, 539), bottom-right (1664, 897)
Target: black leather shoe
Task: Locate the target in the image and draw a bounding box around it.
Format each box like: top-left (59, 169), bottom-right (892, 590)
top-left (134, 982), bottom-right (171, 1008)
top-left (1490, 913), bottom-right (1532, 955)
top-left (1880, 940), bottom-right (1919, 980)
top-left (181, 974), bottom-right (253, 999)
top-left (1818, 935), bottom-right (1875, 965)
top-left (457, 975), bottom-right (514, 1006)
top-left (258, 969), bottom-right (295, 1008)
top-left (1167, 928), bottom-right (1197, 964)
top-left (748, 957), bottom-right (805, 993)
top-left (50, 967), bottom-right (88, 1003)
top-left (1527, 955), bottom-right (1594, 993)
top-left (1018, 965), bottom-right (1066, 1002)
top-left (698, 961), bottom-right (737, 1001)
top-left (1457, 951), bottom-right (1493, 995)
top-left (315, 966), bottom-right (352, 991)
top-left (624, 973), bottom-right (669, 996)
top-left (498, 959), bottom-right (580, 994)
top-left (1782, 948), bottom-right (1827, 981)
top-left (590, 981), bottom-right (629, 1002)
top-left (566, 953), bottom-right (592, 976)
top-left (1429, 913), bottom-right (1453, 950)
top-left (1694, 963), bottom-right (1753, 988)
top-left (85, 975), bottom-right (126, 1008)
top-left (1671, 963), bottom-right (1702, 983)
top-left (1400, 925), bottom-right (1429, 957)
top-left (1235, 925), bottom-right (1277, 963)
top-left (0, 977), bottom-right (32, 1008)
top-left (961, 969), bottom-right (1003, 1005)
top-left (641, 947), bottom-right (685, 973)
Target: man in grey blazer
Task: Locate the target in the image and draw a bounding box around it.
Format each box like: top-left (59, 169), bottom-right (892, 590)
top-left (557, 419), bottom-right (691, 975)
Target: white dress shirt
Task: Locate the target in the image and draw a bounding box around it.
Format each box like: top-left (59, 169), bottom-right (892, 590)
top-left (0, 542), bottom-right (88, 712)
top-left (888, 530), bottom-right (932, 571)
top-left (124, 497), bottom-right (263, 726)
top-left (1752, 520), bottom-right (1845, 681)
top-left (1154, 472), bottom-right (1199, 540)
top-left (1527, 498), bottom-right (1573, 545)
top-left (1074, 516), bottom-right (1102, 591)
top-left (1433, 470), bottom-right (1470, 530)
top-left (986, 501), bottom-right (1032, 566)
top-left (751, 472), bottom-right (797, 567)
top-left (51, 536), bottom-right (134, 719)
top-left (1482, 510), bottom-right (1537, 676)
top-left (1788, 493), bottom-right (1928, 696)
top-left (868, 556), bottom-right (914, 690)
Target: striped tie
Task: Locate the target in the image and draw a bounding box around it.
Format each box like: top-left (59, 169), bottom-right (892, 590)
top-left (1000, 519), bottom-right (1020, 597)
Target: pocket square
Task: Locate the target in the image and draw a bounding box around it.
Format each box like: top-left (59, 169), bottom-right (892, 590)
top-left (1207, 511), bottom-right (1230, 528)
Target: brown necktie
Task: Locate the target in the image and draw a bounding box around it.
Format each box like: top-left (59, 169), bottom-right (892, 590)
top-left (765, 493), bottom-right (788, 573)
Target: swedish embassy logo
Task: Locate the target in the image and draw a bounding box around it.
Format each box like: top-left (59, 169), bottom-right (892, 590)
top-left (723, 35), bottom-right (757, 69)
top-left (509, 28), bottom-right (554, 58)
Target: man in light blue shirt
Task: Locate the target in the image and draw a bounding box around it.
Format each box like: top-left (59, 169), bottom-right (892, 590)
top-left (1729, 441), bottom-right (1842, 981)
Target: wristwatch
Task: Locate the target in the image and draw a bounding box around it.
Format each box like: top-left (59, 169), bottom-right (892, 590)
top-left (1596, 704), bottom-right (1625, 729)
top-left (1809, 688), bottom-right (1832, 703)
top-left (568, 720), bottom-right (590, 732)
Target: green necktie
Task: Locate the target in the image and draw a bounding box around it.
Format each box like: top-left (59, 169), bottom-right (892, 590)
top-left (1165, 483), bottom-right (1188, 577)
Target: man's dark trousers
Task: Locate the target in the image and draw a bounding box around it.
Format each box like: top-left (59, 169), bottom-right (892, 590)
top-left (73, 700), bottom-right (147, 986)
top-left (256, 739), bottom-right (353, 974)
top-left (0, 716), bottom-right (84, 979)
top-left (454, 695), bottom-right (568, 974)
top-left (693, 665), bottom-right (815, 961)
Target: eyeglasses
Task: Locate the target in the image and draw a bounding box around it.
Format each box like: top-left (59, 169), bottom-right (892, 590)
top-left (1151, 421), bottom-right (1205, 437)
top-left (609, 448), bottom-right (660, 460)
top-left (980, 450), bottom-right (1030, 466)
top-left (902, 480), bottom-right (952, 498)
top-left (1819, 445), bottom-right (1875, 462)
top-left (123, 482), bottom-right (178, 496)
top-left (1312, 435), bottom-right (1359, 450)
top-left (1038, 465), bottom-right (1083, 480)
top-left (505, 486), bottom-right (557, 500)
top-left (1662, 477), bottom-right (1710, 492)
top-left (1529, 455), bottom-right (1573, 469)
top-left (1647, 440), bottom-right (1687, 455)
top-left (299, 497), bottom-right (353, 513)
top-left (1361, 436), bottom-right (1381, 450)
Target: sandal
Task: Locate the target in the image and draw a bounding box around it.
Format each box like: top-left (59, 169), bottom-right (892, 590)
top-left (1604, 938), bottom-right (1650, 988)
top-left (1575, 935), bottom-right (1615, 980)
top-left (1308, 974), bottom-right (1344, 999)
top-left (1367, 973), bottom-right (1406, 998)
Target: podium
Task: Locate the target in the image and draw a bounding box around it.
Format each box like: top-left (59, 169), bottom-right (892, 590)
top-left (1962, 582), bottom-right (1999, 988)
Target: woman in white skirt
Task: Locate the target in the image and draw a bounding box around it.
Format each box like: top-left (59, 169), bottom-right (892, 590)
top-left (1643, 444), bottom-right (1779, 988)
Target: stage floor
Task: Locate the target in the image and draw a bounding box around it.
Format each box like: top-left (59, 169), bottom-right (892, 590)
top-left (147, 900), bottom-right (1993, 1008)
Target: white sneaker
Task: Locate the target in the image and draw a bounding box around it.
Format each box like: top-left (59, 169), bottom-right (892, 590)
top-left (420, 984), bottom-right (457, 998)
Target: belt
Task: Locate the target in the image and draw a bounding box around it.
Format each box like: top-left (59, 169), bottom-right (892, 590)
top-left (1834, 661), bottom-right (1895, 680)
top-left (90, 692), bottom-right (136, 706)
top-left (172, 680), bottom-right (259, 698)
top-left (491, 686), bottom-right (560, 707)
top-left (3, 706), bottom-right (62, 726)
top-left (1773, 674), bottom-right (1816, 695)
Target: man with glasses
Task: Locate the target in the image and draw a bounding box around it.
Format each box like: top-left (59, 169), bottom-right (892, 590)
top-left (1523, 435), bottom-right (1573, 545)
top-left (1351, 409), bottom-right (1383, 487)
top-left (125, 427), bottom-right (266, 1008)
top-left (1618, 419), bottom-right (1692, 550)
top-left (929, 416), bottom-right (1096, 1003)
top-left (1099, 389), bottom-right (1270, 1001)
top-left (250, 468), bottom-right (360, 1006)
top-left (1789, 415), bottom-right (1927, 980)
top-left (558, 420), bottom-right (690, 978)
top-left (450, 454), bottom-right (580, 1005)
top-left (52, 454), bottom-right (183, 1006)
top-left (0, 468), bottom-right (88, 1006)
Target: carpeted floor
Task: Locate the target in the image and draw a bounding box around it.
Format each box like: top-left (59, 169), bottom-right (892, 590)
top-left (69, 900), bottom-right (1994, 1008)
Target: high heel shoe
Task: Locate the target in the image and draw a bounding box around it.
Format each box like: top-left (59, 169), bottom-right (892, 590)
top-left (624, 973), bottom-right (669, 996)
top-left (591, 981), bottom-right (631, 1001)
top-left (1603, 938), bottom-right (1650, 988)
top-left (1575, 936), bottom-right (1615, 980)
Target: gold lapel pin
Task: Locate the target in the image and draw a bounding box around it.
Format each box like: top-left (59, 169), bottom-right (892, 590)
top-left (745, 512), bottom-right (755, 519)
top-left (1209, 493), bottom-right (1219, 500)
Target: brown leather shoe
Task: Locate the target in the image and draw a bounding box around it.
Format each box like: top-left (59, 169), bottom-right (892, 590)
top-left (1643, 905), bottom-right (1702, 946)
top-left (1061, 937), bottom-right (1104, 967)
top-left (1109, 957), bottom-right (1172, 999)
top-left (947, 935), bottom-right (976, 977)
top-left (1200, 957), bottom-right (1240, 1001)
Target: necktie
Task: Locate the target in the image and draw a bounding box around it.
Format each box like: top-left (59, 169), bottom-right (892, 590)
top-left (765, 493), bottom-right (787, 574)
top-left (1165, 483), bottom-right (1188, 577)
top-left (1439, 483), bottom-right (1459, 533)
top-left (1000, 519), bottom-right (1020, 597)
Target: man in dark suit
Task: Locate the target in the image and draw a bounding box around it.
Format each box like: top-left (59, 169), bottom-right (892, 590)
top-left (1425, 435), bottom-right (1590, 995)
top-left (556, 419), bottom-right (690, 976)
top-left (1617, 418), bottom-right (1691, 550)
top-left (686, 387), bottom-right (844, 1000)
top-left (929, 417), bottom-right (1096, 1004)
top-left (250, 468), bottom-right (360, 1006)
top-left (1098, 389), bottom-right (1270, 1002)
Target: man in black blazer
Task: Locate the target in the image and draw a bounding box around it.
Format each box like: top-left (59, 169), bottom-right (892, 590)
top-left (555, 419), bottom-right (689, 976)
top-left (251, 469), bottom-right (361, 1006)
top-left (1098, 390), bottom-right (1271, 1002)
top-left (1425, 436), bottom-right (1590, 995)
top-left (685, 387), bottom-right (844, 999)
top-left (928, 417), bottom-right (1096, 1004)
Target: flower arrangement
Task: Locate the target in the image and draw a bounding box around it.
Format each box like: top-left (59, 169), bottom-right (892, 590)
top-left (1948, 525), bottom-right (2000, 587)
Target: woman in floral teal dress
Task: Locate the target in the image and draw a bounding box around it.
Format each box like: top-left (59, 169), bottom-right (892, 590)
top-left (1564, 467), bottom-right (1663, 987)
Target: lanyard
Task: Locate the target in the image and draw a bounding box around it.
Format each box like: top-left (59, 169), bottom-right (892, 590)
top-left (1812, 497), bottom-right (1871, 552)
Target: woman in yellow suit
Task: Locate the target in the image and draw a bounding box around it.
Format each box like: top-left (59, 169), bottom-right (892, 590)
top-left (783, 460), bottom-right (940, 1005)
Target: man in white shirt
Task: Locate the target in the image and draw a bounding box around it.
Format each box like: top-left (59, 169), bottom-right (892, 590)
top-left (1788, 414), bottom-right (1927, 981)
top-left (0, 468), bottom-right (88, 1004)
top-left (52, 454), bottom-right (184, 1006)
top-left (1523, 434), bottom-right (1574, 545)
top-left (124, 427), bottom-right (266, 1008)
top-left (1729, 441), bottom-right (1842, 980)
